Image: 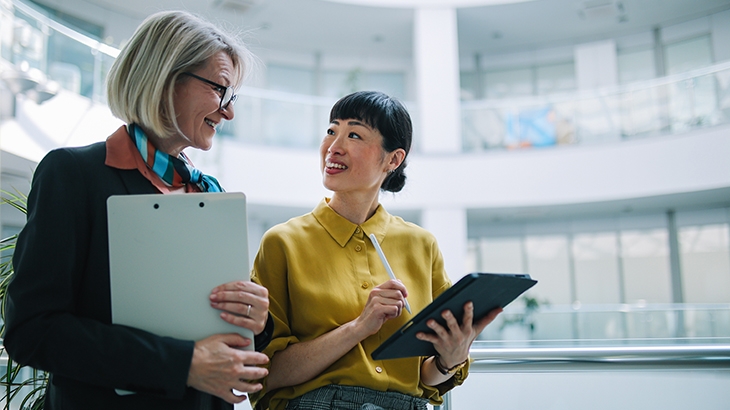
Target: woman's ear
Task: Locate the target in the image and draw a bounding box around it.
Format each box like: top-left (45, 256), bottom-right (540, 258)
top-left (388, 148), bottom-right (406, 170)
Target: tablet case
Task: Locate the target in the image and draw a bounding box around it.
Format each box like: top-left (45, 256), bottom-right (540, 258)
top-left (371, 272), bottom-right (537, 360)
top-left (108, 192), bottom-right (253, 347)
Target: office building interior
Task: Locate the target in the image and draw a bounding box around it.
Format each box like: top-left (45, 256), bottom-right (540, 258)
top-left (1, 0), bottom-right (730, 408)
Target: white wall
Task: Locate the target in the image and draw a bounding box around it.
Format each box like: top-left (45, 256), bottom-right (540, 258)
top-left (453, 371), bottom-right (730, 410)
top-left (197, 125), bottom-right (730, 213)
top-left (574, 40), bottom-right (618, 90)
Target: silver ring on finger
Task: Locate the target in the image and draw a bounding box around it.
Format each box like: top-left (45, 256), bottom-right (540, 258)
top-left (246, 304), bottom-right (252, 317)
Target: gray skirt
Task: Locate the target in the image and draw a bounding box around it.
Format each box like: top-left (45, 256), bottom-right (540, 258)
top-left (285, 385), bottom-right (428, 410)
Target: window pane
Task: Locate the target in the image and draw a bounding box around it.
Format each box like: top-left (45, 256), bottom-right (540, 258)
top-left (679, 224), bottom-right (730, 303)
top-left (665, 35), bottom-right (712, 75)
top-left (484, 68), bottom-right (532, 99)
top-left (525, 235), bottom-right (571, 304)
top-left (573, 232), bottom-right (620, 304)
top-left (536, 63), bottom-right (575, 95)
top-left (267, 65), bottom-right (314, 94)
top-left (618, 48), bottom-right (656, 84)
top-left (621, 229), bottom-right (672, 304)
top-left (477, 237), bottom-right (524, 273)
top-left (460, 71), bottom-right (479, 100)
top-left (364, 72), bottom-right (406, 100)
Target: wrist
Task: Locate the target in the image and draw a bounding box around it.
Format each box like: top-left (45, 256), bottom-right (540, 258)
top-left (434, 355), bottom-right (468, 376)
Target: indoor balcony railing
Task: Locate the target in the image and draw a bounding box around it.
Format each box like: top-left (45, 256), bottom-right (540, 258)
top-left (3, 0), bottom-right (730, 154)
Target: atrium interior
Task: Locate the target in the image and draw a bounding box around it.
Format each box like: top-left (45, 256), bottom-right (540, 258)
top-left (2, 0), bottom-right (730, 408)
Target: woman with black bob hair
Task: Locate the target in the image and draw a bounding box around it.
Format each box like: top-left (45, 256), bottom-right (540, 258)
top-left (329, 90), bottom-right (413, 193)
top-left (250, 91), bottom-right (502, 410)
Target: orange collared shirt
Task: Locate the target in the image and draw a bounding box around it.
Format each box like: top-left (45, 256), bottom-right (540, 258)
top-left (104, 125), bottom-right (200, 194)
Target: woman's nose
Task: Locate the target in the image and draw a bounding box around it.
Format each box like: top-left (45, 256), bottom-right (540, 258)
top-left (221, 103), bottom-right (234, 120)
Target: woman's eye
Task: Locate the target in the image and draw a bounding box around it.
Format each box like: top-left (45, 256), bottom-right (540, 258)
top-left (349, 133), bottom-right (361, 139)
top-left (326, 129), bottom-right (335, 135)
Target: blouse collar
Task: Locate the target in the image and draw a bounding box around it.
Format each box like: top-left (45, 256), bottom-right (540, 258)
top-left (312, 197), bottom-right (391, 248)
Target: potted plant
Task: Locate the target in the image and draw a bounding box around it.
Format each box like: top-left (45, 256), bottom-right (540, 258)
top-left (0, 191), bottom-right (47, 410)
top-left (499, 295), bottom-right (546, 342)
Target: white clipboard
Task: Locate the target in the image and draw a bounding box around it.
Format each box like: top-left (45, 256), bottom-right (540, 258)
top-left (107, 192), bottom-right (253, 346)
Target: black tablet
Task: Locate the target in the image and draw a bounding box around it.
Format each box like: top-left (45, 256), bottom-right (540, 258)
top-left (371, 272), bottom-right (537, 360)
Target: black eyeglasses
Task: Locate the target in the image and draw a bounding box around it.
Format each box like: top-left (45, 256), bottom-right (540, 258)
top-left (182, 72), bottom-right (237, 110)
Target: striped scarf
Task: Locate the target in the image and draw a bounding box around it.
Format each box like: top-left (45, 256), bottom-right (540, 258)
top-left (129, 124), bottom-right (224, 193)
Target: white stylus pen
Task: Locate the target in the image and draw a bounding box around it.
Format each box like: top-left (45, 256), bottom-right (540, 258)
top-left (368, 233), bottom-right (412, 314)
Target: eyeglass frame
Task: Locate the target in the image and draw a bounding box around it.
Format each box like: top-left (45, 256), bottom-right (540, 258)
top-left (182, 72), bottom-right (237, 110)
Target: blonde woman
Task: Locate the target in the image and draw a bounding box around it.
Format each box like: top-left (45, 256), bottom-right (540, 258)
top-left (5, 11), bottom-right (271, 409)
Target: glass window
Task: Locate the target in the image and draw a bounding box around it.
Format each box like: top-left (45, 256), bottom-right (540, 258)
top-left (267, 65), bottom-right (315, 95)
top-left (679, 224), bottom-right (730, 303)
top-left (617, 48), bottom-right (656, 84)
top-left (665, 35), bottom-right (712, 75)
top-left (525, 235), bottom-right (572, 304)
top-left (535, 63), bottom-right (575, 95)
top-left (620, 229), bottom-right (672, 304)
top-left (460, 71), bottom-right (479, 100)
top-left (321, 70), bottom-right (406, 100)
top-left (572, 232), bottom-right (620, 304)
top-left (321, 71), bottom-right (352, 98)
top-left (476, 237), bottom-right (524, 274)
top-left (364, 72), bottom-right (405, 100)
top-left (484, 68), bottom-right (533, 99)
top-left (46, 31), bottom-right (96, 98)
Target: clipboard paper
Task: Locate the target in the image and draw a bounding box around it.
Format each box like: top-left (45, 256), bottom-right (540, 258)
top-left (371, 272), bottom-right (537, 360)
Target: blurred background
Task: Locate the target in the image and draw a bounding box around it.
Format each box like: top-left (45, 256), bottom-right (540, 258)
top-left (1, 0), bottom-right (730, 408)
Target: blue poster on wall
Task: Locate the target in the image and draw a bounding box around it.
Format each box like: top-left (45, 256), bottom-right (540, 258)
top-left (505, 106), bottom-right (557, 148)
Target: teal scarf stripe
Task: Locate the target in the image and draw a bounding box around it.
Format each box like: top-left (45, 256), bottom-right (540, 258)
top-left (152, 148), bottom-right (174, 184)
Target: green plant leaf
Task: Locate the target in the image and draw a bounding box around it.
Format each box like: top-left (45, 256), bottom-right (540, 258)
top-left (0, 192), bottom-right (48, 410)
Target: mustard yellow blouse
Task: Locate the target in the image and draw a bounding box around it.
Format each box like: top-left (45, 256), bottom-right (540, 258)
top-left (250, 198), bottom-right (469, 410)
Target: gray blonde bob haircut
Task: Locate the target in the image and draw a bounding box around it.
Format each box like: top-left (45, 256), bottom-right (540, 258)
top-left (106, 10), bottom-right (253, 138)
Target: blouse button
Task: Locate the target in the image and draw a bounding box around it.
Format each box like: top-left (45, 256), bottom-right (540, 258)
top-left (355, 245), bottom-right (362, 252)
top-left (362, 282), bottom-right (369, 289)
top-left (355, 228), bottom-right (361, 234)
top-left (375, 366), bottom-right (383, 373)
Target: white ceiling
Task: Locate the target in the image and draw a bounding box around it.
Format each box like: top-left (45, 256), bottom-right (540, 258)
top-left (28, 0), bottom-right (730, 62)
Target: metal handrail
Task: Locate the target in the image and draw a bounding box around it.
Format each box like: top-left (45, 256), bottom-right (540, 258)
top-left (469, 344), bottom-right (730, 372)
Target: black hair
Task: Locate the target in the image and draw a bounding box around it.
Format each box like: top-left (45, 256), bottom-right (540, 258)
top-left (329, 91), bottom-right (412, 193)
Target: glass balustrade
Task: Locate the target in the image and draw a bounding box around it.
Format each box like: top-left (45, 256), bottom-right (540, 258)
top-left (3, 0), bottom-right (730, 152)
top-left (479, 303), bottom-right (730, 347)
top-left (461, 62), bottom-right (730, 151)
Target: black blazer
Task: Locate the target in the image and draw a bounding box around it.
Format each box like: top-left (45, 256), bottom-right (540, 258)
top-left (4, 139), bottom-right (266, 410)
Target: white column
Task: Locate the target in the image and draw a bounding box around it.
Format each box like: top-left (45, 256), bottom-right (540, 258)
top-left (413, 7), bottom-right (461, 153)
top-left (413, 7), bottom-right (467, 283)
top-left (574, 40), bottom-right (620, 141)
top-left (574, 39), bottom-right (618, 89)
